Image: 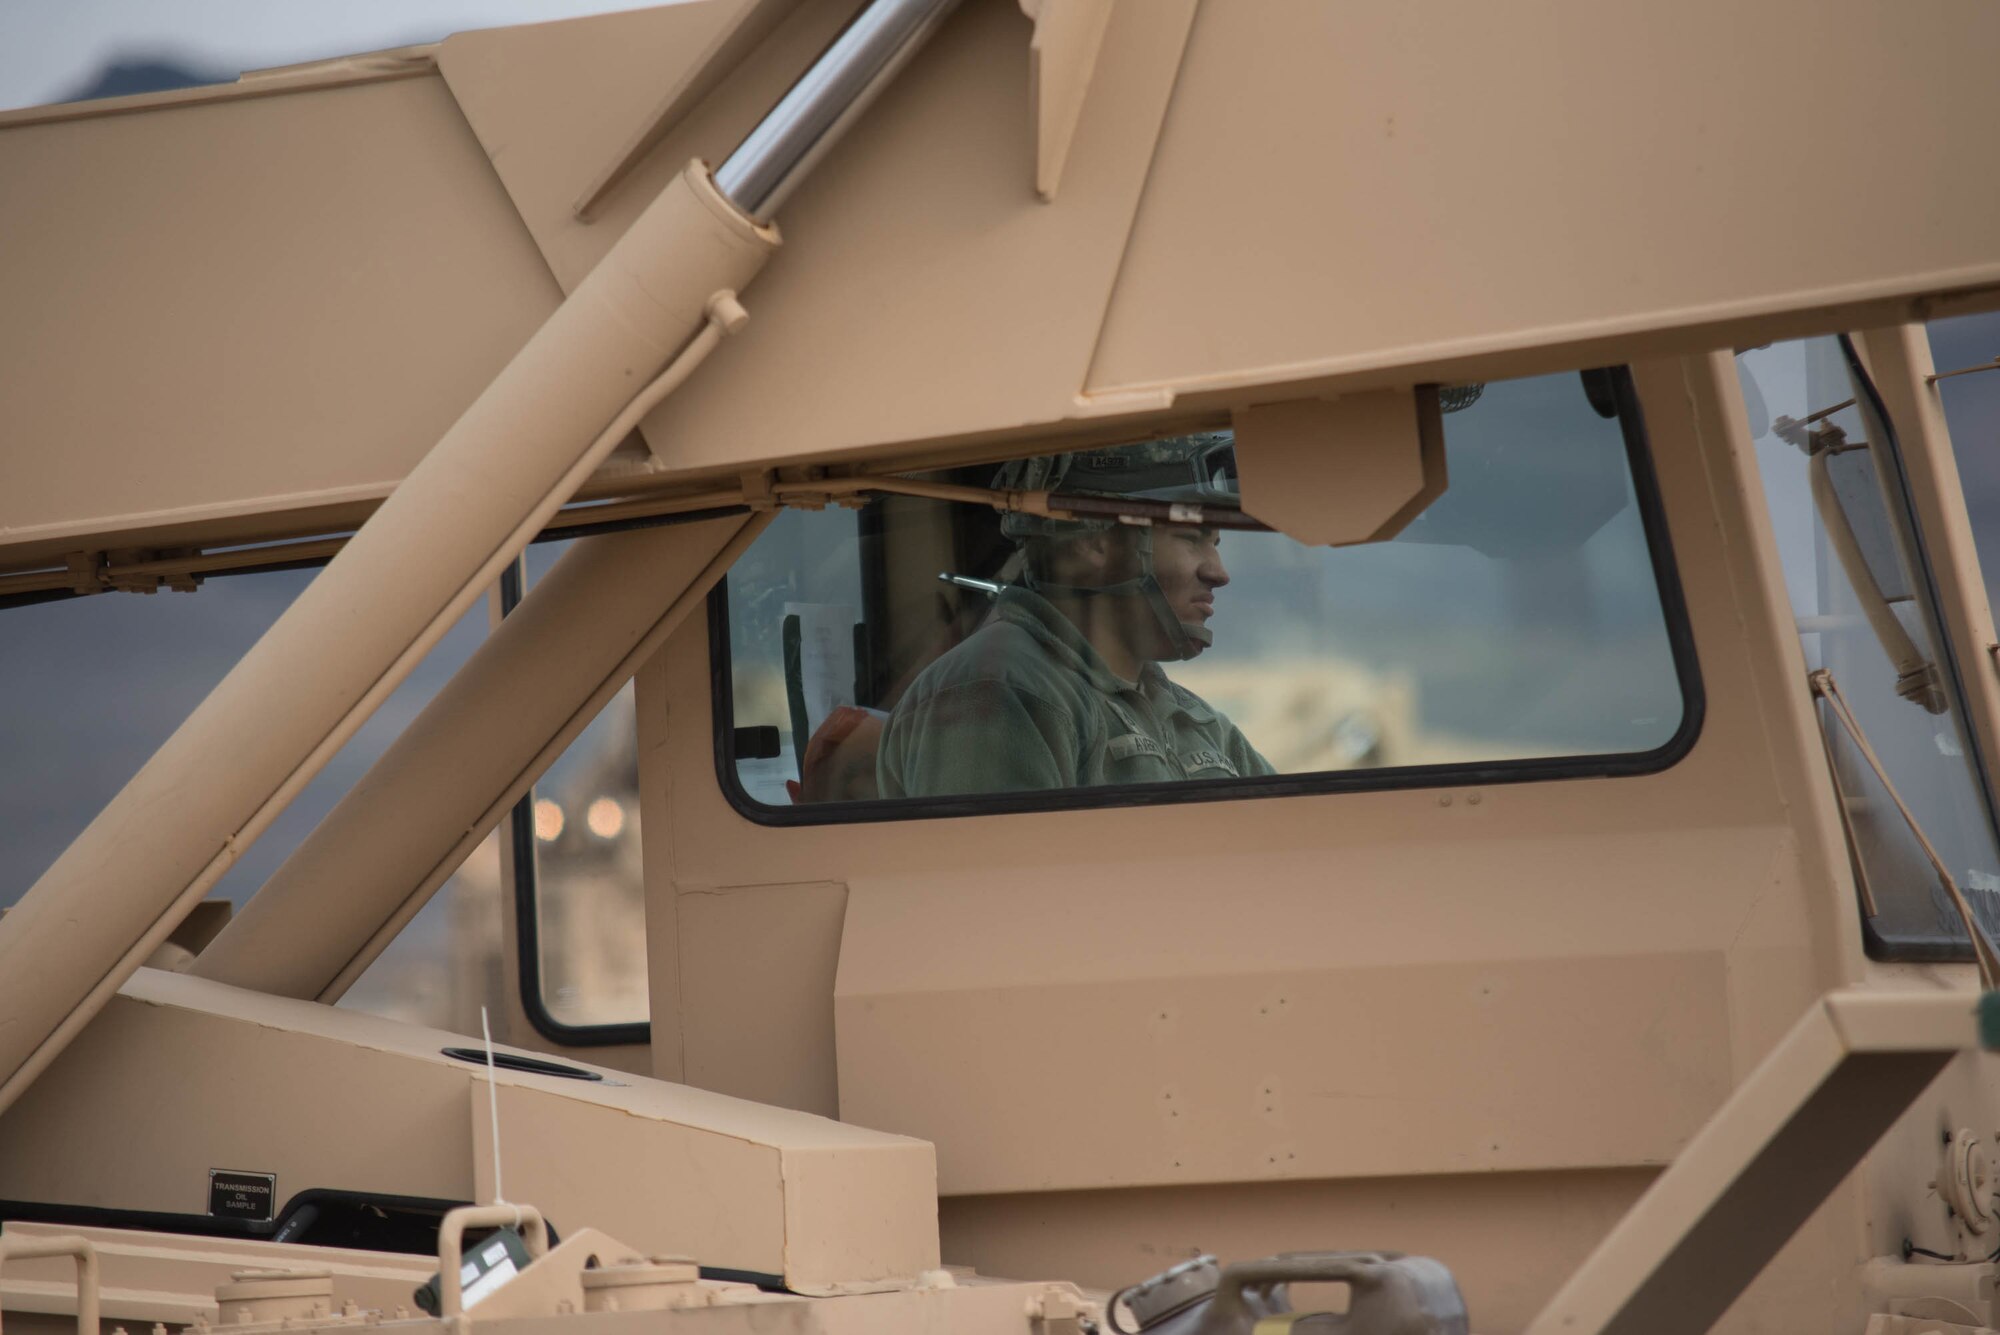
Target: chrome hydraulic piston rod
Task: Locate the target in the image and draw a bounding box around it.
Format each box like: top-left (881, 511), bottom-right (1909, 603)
top-left (715, 0), bottom-right (962, 223)
top-left (0, 0), bottom-right (962, 1116)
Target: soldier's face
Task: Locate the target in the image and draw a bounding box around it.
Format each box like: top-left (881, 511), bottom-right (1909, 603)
top-left (1054, 526), bottom-right (1230, 661)
top-left (1148, 524), bottom-right (1228, 648)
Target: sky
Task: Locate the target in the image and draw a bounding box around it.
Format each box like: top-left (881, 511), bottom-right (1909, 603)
top-left (0, 1), bottom-right (663, 111)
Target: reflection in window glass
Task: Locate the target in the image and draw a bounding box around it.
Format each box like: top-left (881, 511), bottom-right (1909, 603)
top-left (1, 572), bottom-right (313, 911)
top-left (520, 542), bottom-right (647, 1029)
top-left (1738, 336), bottom-right (2000, 956)
top-left (722, 369), bottom-right (1690, 811)
top-left (342, 830), bottom-right (505, 1032)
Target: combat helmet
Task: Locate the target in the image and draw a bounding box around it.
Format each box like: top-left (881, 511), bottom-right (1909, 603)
top-left (993, 432), bottom-right (1238, 662)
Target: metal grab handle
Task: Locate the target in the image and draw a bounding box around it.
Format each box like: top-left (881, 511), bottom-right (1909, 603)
top-left (1203, 1252), bottom-right (1364, 1331)
top-left (0, 1234), bottom-right (100, 1335)
top-left (436, 1205), bottom-right (548, 1319)
top-left (1200, 1252), bottom-right (1468, 1335)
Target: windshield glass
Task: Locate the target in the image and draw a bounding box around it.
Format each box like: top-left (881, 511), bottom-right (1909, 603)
top-left (718, 367), bottom-right (1695, 813)
top-left (1738, 335), bottom-right (2000, 956)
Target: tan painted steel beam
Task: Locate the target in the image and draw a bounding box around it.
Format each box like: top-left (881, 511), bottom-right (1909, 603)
top-left (192, 513), bottom-right (771, 1002)
top-left (0, 162), bottom-right (778, 1119)
top-left (0, 970), bottom-right (941, 1296)
top-left (8, 3), bottom-right (2000, 562)
top-left (1525, 990), bottom-right (1973, 1335)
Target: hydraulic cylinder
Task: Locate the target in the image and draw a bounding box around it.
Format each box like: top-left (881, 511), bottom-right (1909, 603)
top-left (0, 0), bottom-right (965, 1115)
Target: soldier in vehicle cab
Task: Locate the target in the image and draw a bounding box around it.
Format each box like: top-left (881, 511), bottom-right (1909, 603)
top-left (877, 436), bottom-right (1274, 798)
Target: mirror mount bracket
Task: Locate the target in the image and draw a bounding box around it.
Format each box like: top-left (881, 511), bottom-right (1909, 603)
top-left (1231, 387), bottom-right (1447, 547)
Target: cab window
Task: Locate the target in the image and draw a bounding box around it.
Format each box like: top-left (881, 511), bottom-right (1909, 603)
top-left (1741, 332), bottom-right (2000, 958)
top-left (716, 367), bottom-right (1698, 817)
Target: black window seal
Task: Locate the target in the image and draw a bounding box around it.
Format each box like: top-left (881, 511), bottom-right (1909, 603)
top-left (503, 560), bottom-right (649, 1049)
top-left (504, 505), bottom-right (750, 1046)
top-left (707, 365), bottom-right (1707, 827)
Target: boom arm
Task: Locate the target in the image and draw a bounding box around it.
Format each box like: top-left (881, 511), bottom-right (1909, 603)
top-left (0, 0), bottom-right (960, 1119)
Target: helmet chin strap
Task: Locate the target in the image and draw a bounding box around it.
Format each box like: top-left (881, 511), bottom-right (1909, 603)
top-left (1022, 528), bottom-right (1205, 663)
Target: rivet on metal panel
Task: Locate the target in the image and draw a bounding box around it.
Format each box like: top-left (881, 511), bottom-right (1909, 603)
top-left (1438, 794), bottom-right (1453, 807)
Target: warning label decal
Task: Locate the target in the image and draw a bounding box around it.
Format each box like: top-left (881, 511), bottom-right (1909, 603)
top-left (208, 1169), bottom-right (277, 1221)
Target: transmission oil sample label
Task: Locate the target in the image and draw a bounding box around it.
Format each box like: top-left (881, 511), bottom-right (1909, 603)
top-left (208, 1169), bottom-right (276, 1221)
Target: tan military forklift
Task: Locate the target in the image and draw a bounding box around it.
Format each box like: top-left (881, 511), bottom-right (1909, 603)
top-left (5, 1), bottom-right (2000, 1332)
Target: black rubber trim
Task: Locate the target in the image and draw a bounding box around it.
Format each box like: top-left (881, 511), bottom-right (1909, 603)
top-left (542, 503), bottom-right (750, 542)
top-left (698, 1266), bottom-right (790, 1292)
top-left (502, 560), bottom-right (650, 1048)
top-left (439, 1047), bottom-right (604, 1080)
top-left (0, 1196), bottom-right (279, 1241)
top-left (0, 1189), bottom-right (474, 1252)
top-left (709, 366), bottom-right (1705, 826)
top-left (506, 510), bottom-right (751, 1047)
top-left (0, 1193), bottom-right (803, 1281)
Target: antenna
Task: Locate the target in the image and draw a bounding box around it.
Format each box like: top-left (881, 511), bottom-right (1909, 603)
top-left (481, 1006), bottom-right (504, 1203)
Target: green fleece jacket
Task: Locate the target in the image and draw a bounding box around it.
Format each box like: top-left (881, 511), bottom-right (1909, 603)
top-left (878, 587), bottom-right (1274, 798)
